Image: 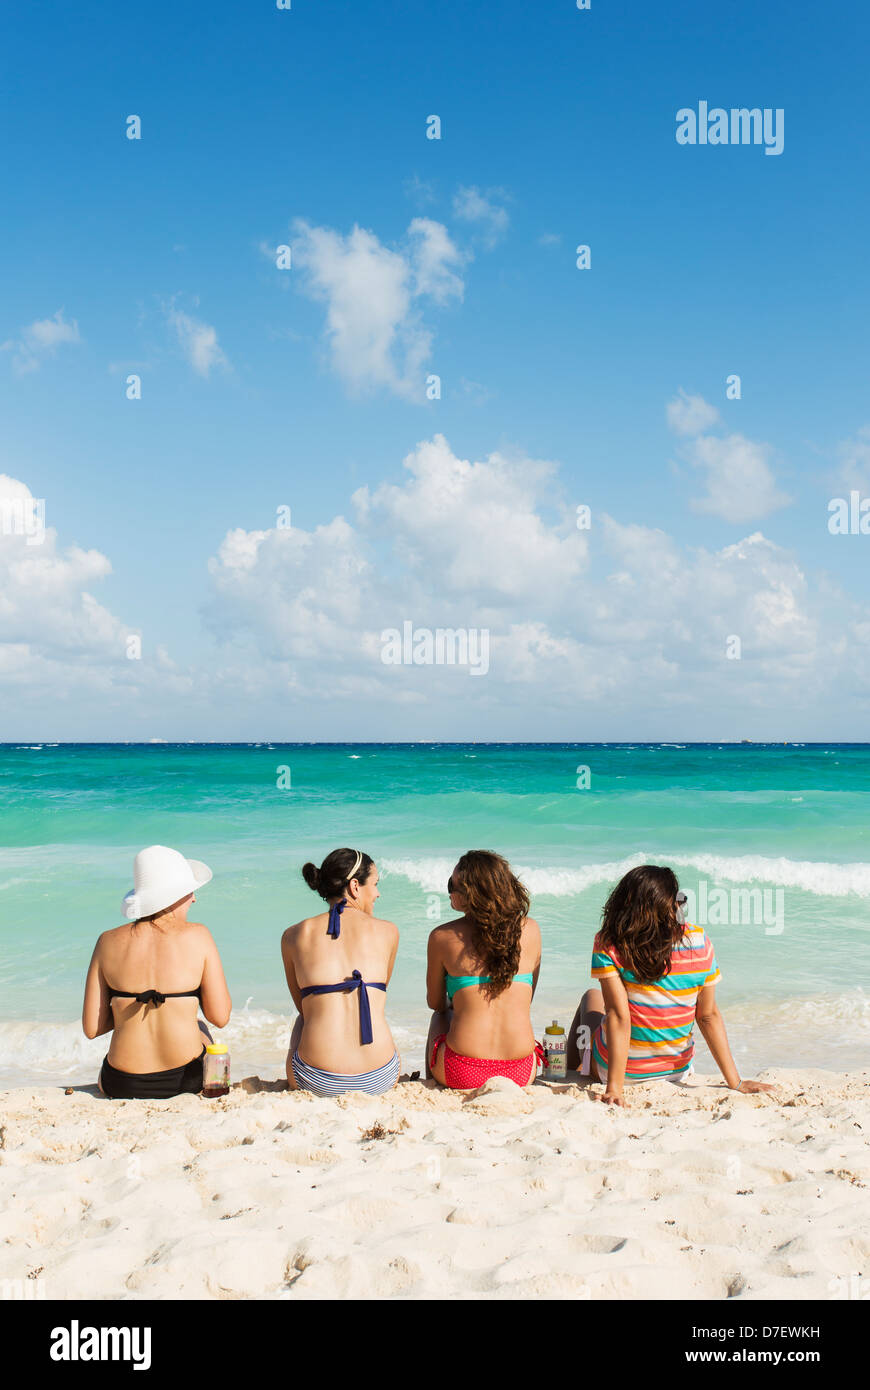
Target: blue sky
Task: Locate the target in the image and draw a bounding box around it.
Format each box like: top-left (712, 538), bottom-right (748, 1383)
top-left (1, 0), bottom-right (869, 739)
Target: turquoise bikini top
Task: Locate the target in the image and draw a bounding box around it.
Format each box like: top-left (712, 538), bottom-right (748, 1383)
top-left (445, 970), bottom-right (534, 1002)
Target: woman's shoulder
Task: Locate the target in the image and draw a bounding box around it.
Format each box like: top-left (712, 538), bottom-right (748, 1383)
top-left (592, 931), bottom-right (620, 964)
top-left (369, 913), bottom-right (399, 938)
top-left (428, 917), bottom-right (468, 945)
top-left (679, 924), bottom-right (715, 957)
top-left (97, 923), bottom-right (133, 953)
top-left (678, 923), bottom-right (710, 946)
top-left (282, 913), bottom-right (325, 944)
top-left (181, 919), bottom-right (215, 944)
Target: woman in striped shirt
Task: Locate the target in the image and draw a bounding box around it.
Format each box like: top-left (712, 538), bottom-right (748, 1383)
top-left (566, 865), bottom-right (775, 1107)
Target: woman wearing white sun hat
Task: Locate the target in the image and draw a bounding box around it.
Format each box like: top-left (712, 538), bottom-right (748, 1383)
top-left (82, 845), bottom-right (232, 1099)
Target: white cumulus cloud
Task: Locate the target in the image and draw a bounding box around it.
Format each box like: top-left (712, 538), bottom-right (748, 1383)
top-left (686, 433), bottom-right (791, 523)
top-left (201, 433), bottom-right (849, 732)
top-left (0, 474), bottom-right (193, 719)
top-left (667, 389), bottom-right (790, 522)
top-left (5, 425), bottom-right (865, 738)
top-left (290, 217), bottom-right (465, 401)
top-left (354, 434), bottom-right (586, 605)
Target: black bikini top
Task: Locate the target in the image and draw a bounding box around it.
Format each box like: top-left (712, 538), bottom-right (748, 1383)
top-left (108, 986), bottom-right (202, 1006)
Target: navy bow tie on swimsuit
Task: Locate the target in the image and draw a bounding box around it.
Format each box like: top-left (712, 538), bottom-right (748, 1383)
top-left (299, 904), bottom-right (387, 1046)
top-left (299, 970), bottom-right (385, 1046)
top-left (327, 898), bottom-right (346, 938)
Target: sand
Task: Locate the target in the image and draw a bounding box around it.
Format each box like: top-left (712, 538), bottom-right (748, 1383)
top-left (1, 1068), bottom-right (868, 1301)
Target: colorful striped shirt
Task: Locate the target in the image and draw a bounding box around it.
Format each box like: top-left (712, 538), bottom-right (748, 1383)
top-left (591, 925), bottom-right (721, 1081)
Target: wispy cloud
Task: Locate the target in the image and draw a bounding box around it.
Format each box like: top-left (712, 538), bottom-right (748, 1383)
top-left (2, 310), bottom-right (81, 375)
top-left (836, 426), bottom-right (870, 490)
top-left (403, 173), bottom-right (437, 208)
top-left (407, 217), bottom-right (466, 304)
top-left (166, 307), bottom-right (229, 377)
top-left (452, 185), bottom-right (510, 248)
top-left (667, 388), bottom-right (721, 436)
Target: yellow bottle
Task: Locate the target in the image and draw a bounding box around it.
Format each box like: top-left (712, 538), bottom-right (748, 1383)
top-left (543, 1020), bottom-right (567, 1081)
top-left (202, 1043), bottom-right (230, 1097)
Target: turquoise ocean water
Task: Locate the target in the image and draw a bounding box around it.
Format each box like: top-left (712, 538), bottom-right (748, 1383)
top-left (0, 743), bottom-right (868, 1086)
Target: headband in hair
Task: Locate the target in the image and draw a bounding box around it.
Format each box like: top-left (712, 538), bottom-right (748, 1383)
top-left (327, 850), bottom-right (364, 938)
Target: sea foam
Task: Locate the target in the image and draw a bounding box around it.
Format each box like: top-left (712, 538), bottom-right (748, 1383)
top-left (2, 989), bottom-right (867, 1088)
top-left (381, 853), bottom-right (870, 898)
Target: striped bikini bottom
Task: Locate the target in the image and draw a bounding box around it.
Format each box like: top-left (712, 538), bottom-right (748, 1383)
top-left (291, 1049), bottom-right (400, 1098)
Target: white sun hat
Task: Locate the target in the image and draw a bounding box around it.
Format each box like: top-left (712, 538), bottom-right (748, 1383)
top-left (122, 845), bottom-right (213, 920)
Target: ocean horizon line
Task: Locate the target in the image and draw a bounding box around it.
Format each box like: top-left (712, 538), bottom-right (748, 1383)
top-left (3, 740), bottom-right (868, 749)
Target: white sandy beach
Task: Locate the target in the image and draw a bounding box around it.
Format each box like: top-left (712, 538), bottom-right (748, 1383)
top-left (1, 1068), bottom-right (868, 1301)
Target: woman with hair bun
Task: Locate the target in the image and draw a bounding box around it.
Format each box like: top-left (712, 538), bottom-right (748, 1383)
top-left (281, 848), bottom-right (400, 1096)
top-left (426, 850), bottom-right (542, 1088)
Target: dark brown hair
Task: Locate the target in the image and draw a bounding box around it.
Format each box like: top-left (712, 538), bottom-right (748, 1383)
top-left (599, 864), bottom-right (683, 983)
top-left (302, 848), bottom-right (374, 901)
top-left (452, 850), bottom-right (530, 997)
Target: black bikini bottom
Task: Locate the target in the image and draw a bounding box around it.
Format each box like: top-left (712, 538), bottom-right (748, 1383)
top-left (100, 1045), bottom-right (205, 1100)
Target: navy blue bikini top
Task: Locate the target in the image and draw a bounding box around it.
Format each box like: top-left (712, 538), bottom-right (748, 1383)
top-left (299, 898), bottom-right (386, 1045)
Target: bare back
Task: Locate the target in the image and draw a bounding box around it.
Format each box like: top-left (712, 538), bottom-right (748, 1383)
top-left (84, 919), bottom-right (229, 1072)
top-left (282, 907), bottom-right (399, 1072)
top-left (429, 916), bottom-right (541, 1059)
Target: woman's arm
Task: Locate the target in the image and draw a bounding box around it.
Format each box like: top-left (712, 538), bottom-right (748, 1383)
top-left (281, 925), bottom-right (304, 1012)
top-left (695, 984), bottom-right (775, 1093)
top-left (599, 972), bottom-right (631, 1105)
top-left (387, 922), bottom-right (400, 984)
top-left (198, 926), bottom-right (232, 1028)
top-left (426, 929), bottom-right (447, 1012)
top-left (526, 917), bottom-right (542, 998)
top-left (82, 938), bottom-right (113, 1039)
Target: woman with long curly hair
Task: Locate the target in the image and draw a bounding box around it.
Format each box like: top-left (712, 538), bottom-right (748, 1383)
top-left (566, 864), bottom-right (775, 1107)
top-left (426, 850), bottom-right (542, 1088)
